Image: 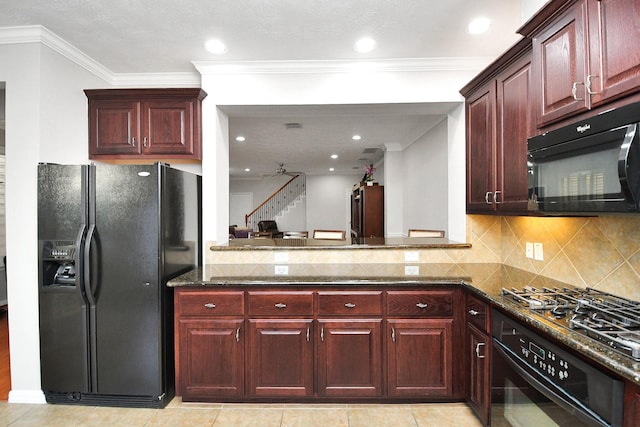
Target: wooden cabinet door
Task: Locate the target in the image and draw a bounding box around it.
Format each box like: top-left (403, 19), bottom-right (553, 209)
top-left (317, 319), bottom-right (382, 397)
top-left (142, 99), bottom-right (197, 156)
top-left (466, 82), bottom-right (496, 213)
top-left (247, 319), bottom-right (313, 397)
top-left (532, 0), bottom-right (589, 126)
top-left (88, 99), bottom-right (141, 156)
top-left (178, 318), bottom-right (244, 399)
top-left (588, 0), bottom-right (640, 107)
top-left (496, 56), bottom-right (533, 213)
top-left (468, 323), bottom-right (490, 425)
top-left (387, 319), bottom-right (453, 397)
top-left (361, 186), bottom-right (384, 238)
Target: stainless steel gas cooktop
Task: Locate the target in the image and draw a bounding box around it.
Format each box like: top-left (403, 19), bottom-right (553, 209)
top-left (501, 286), bottom-right (640, 361)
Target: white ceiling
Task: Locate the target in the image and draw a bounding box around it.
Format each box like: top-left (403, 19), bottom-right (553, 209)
top-left (0, 0), bottom-right (542, 177)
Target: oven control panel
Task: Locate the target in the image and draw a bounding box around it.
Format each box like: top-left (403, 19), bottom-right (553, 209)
top-left (518, 337), bottom-right (573, 383)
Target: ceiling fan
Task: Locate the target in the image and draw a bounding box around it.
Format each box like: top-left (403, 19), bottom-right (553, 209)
top-left (264, 163), bottom-right (304, 178)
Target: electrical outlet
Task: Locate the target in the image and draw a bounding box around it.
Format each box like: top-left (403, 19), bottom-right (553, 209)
top-left (404, 265), bottom-right (420, 276)
top-left (274, 265), bottom-right (289, 275)
top-left (404, 251), bottom-right (419, 262)
top-left (525, 242), bottom-right (533, 259)
top-left (274, 252), bottom-right (288, 263)
top-left (534, 242), bottom-right (544, 261)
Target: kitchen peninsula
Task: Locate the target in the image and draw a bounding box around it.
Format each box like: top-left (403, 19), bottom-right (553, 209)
top-left (169, 259), bottom-right (640, 425)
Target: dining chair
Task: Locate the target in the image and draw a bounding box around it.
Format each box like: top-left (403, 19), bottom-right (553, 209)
top-left (312, 229), bottom-right (346, 240)
top-left (407, 229), bottom-right (445, 238)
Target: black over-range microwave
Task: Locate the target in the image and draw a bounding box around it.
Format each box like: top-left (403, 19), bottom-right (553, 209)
top-left (528, 101), bottom-right (640, 214)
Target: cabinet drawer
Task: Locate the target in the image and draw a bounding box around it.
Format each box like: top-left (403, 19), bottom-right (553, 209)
top-left (467, 294), bottom-right (489, 332)
top-left (248, 291), bottom-right (313, 316)
top-left (177, 290), bottom-right (244, 316)
top-left (386, 291), bottom-right (453, 317)
top-left (318, 291), bottom-right (383, 316)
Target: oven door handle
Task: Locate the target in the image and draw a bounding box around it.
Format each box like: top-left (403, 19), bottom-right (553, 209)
top-left (492, 339), bottom-right (610, 427)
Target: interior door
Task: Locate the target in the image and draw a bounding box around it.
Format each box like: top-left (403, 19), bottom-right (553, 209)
top-left (91, 164), bottom-right (161, 396)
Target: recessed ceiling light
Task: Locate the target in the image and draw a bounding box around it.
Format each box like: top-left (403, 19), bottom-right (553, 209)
top-left (352, 134), bottom-right (362, 141)
top-left (235, 136), bottom-right (246, 142)
top-left (244, 168), bottom-right (250, 172)
top-left (204, 39), bottom-right (227, 54)
top-left (329, 168), bottom-right (335, 172)
top-left (467, 17), bottom-right (491, 35)
top-left (331, 154), bottom-right (338, 159)
top-left (353, 37), bottom-right (376, 53)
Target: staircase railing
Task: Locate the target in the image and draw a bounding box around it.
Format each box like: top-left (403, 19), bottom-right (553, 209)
top-left (245, 174), bottom-right (306, 231)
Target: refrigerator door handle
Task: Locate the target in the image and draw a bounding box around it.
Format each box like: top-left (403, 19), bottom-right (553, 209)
top-left (83, 223), bottom-right (97, 305)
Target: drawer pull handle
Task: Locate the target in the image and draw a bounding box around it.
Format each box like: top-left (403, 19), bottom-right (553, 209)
top-left (321, 327), bottom-right (324, 342)
top-left (416, 302), bottom-right (428, 309)
top-left (344, 302), bottom-right (356, 308)
top-left (306, 328), bottom-right (310, 342)
top-left (468, 309), bottom-right (479, 316)
top-left (475, 342), bottom-right (486, 359)
top-left (236, 327), bottom-right (241, 343)
top-left (275, 303), bottom-right (287, 309)
top-left (204, 303), bottom-right (216, 309)
top-left (391, 327), bottom-right (396, 342)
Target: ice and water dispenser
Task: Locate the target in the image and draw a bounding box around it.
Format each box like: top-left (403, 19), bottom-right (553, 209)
top-left (40, 241), bottom-right (77, 287)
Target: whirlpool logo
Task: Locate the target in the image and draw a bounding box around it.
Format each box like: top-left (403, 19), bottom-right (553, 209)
top-left (576, 124), bottom-right (591, 133)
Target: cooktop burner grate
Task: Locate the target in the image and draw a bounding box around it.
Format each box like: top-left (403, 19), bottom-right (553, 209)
top-left (501, 286), bottom-right (640, 361)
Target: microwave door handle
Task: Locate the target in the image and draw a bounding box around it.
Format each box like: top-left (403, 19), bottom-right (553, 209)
top-left (620, 124), bottom-right (640, 204)
top-left (492, 340), bottom-right (610, 427)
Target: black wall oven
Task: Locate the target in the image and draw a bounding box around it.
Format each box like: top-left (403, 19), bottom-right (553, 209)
top-left (491, 309), bottom-right (624, 426)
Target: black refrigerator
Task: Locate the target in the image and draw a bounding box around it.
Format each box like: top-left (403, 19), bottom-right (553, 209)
top-left (37, 162), bottom-right (201, 408)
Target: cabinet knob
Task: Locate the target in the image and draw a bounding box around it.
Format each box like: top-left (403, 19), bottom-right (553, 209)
top-left (586, 74), bottom-right (598, 95)
top-left (468, 309), bottom-right (479, 316)
top-left (484, 191), bottom-right (493, 204)
top-left (204, 303), bottom-right (216, 309)
top-left (571, 81), bottom-right (585, 101)
top-left (275, 303), bottom-right (287, 309)
top-left (475, 342), bottom-right (486, 359)
top-left (344, 302), bottom-right (356, 308)
top-left (416, 302), bottom-right (428, 309)
top-left (494, 190), bottom-right (502, 204)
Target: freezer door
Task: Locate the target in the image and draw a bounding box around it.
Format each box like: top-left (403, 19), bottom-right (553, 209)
top-left (90, 164), bottom-right (162, 396)
top-left (37, 164), bottom-right (90, 393)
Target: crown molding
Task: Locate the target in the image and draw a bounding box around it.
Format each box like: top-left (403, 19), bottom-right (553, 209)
top-left (193, 57), bottom-right (494, 75)
top-left (0, 25), bottom-right (200, 87)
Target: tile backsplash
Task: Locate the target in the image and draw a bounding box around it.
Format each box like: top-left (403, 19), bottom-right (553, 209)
top-left (207, 214), bottom-right (640, 299)
top-left (467, 214), bottom-right (640, 300)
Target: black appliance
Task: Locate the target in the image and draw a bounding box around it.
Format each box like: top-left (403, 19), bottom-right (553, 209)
top-left (492, 286), bottom-right (640, 426)
top-left (38, 163), bottom-right (201, 408)
top-left (527, 101), bottom-right (640, 214)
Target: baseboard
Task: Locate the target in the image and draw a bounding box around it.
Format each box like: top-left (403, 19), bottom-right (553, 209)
top-left (8, 389), bottom-right (47, 404)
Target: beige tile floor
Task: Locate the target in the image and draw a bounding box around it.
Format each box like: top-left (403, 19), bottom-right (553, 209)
top-left (0, 398), bottom-right (483, 426)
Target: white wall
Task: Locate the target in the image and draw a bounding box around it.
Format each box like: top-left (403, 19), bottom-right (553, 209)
top-left (403, 117), bottom-right (449, 235)
top-left (306, 174), bottom-right (359, 233)
top-left (0, 40), bottom-right (109, 403)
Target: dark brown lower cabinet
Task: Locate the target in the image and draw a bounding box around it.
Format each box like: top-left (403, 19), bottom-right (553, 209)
top-left (247, 319), bottom-right (314, 397)
top-left (387, 319), bottom-right (453, 397)
top-left (317, 319), bottom-right (382, 397)
top-left (467, 323), bottom-right (490, 424)
top-left (178, 318), bottom-right (244, 399)
top-left (174, 286), bottom-right (464, 402)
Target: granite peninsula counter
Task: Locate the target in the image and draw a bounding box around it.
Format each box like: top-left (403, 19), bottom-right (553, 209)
top-left (169, 263), bottom-right (640, 386)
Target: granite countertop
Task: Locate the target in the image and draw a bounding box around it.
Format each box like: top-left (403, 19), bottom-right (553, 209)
top-left (168, 262), bottom-right (640, 386)
top-left (214, 236), bottom-right (471, 250)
